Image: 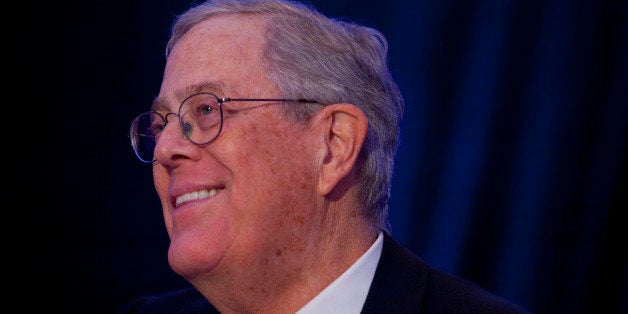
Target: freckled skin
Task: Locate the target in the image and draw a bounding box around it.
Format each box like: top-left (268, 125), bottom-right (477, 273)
top-left (151, 13), bottom-right (374, 314)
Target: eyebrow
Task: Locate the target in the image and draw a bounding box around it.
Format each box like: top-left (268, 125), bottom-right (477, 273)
top-left (151, 81), bottom-right (224, 112)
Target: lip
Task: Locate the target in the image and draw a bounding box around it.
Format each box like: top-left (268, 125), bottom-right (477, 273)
top-left (172, 187), bottom-right (224, 207)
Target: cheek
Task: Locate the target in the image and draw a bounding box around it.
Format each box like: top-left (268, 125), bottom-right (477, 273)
top-left (153, 165), bottom-right (173, 231)
top-left (152, 164), bottom-right (167, 191)
top-left (228, 118), bottom-right (317, 217)
top-left (152, 165), bottom-right (169, 203)
top-left (237, 120), bottom-right (312, 185)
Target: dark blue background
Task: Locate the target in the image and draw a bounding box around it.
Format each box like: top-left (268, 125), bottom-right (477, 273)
top-left (57, 0), bottom-right (626, 312)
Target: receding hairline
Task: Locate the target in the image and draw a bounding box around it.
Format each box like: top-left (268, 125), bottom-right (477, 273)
top-left (166, 9), bottom-right (277, 59)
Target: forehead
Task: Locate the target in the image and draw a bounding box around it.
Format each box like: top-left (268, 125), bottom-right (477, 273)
top-left (156, 14), bottom-right (272, 110)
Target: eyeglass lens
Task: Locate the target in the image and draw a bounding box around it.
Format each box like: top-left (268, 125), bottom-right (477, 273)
top-left (130, 93), bottom-right (223, 162)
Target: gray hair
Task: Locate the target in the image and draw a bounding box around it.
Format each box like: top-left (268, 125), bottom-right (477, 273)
top-left (166, 0), bottom-right (404, 232)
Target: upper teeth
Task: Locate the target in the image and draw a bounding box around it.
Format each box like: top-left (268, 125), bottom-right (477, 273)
top-left (176, 188), bottom-right (219, 206)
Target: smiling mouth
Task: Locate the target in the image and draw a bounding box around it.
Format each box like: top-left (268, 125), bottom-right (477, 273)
top-left (175, 188), bottom-right (222, 207)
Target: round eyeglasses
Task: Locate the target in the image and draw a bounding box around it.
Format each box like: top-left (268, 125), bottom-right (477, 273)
top-left (130, 92), bottom-right (317, 163)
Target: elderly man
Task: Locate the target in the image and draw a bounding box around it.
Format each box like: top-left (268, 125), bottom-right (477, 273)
top-left (124, 0), bottom-right (531, 313)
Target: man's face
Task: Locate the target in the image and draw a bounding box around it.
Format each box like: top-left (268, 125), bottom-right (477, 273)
top-left (152, 15), bottom-right (323, 284)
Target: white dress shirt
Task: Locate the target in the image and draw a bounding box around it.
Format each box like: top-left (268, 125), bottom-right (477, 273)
top-left (296, 232), bottom-right (384, 314)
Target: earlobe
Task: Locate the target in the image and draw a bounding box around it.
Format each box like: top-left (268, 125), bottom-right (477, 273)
top-left (317, 104), bottom-right (368, 196)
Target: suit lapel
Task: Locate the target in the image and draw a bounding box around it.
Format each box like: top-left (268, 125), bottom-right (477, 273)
top-left (360, 232), bottom-right (429, 313)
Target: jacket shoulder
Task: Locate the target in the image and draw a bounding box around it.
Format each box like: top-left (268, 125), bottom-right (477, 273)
top-left (362, 232), bottom-right (531, 313)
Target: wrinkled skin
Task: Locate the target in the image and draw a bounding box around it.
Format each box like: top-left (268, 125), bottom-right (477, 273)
top-left (151, 13), bottom-right (373, 313)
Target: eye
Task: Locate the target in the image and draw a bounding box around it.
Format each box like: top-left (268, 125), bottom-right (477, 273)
top-left (198, 104), bottom-right (215, 116)
top-left (151, 123), bottom-right (164, 134)
top-left (187, 94), bottom-right (218, 118)
top-left (149, 115), bottom-right (166, 135)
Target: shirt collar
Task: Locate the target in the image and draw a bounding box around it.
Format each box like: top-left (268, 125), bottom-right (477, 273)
top-left (297, 231), bottom-right (384, 314)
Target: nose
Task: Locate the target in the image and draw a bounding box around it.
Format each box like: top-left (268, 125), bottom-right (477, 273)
top-left (153, 115), bottom-right (197, 165)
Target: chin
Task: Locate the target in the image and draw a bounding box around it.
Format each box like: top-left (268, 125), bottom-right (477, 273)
top-left (167, 233), bottom-right (224, 280)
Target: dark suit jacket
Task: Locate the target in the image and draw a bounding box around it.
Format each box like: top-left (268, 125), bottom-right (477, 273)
top-left (119, 232), bottom-right (531, 313)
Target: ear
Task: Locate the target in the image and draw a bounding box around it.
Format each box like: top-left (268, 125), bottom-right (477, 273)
top-left (317, 103), bottom-right (368, 196)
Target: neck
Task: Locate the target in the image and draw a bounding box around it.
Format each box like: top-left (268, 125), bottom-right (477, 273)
top-left (192, 205), bottom-right (378, 313)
